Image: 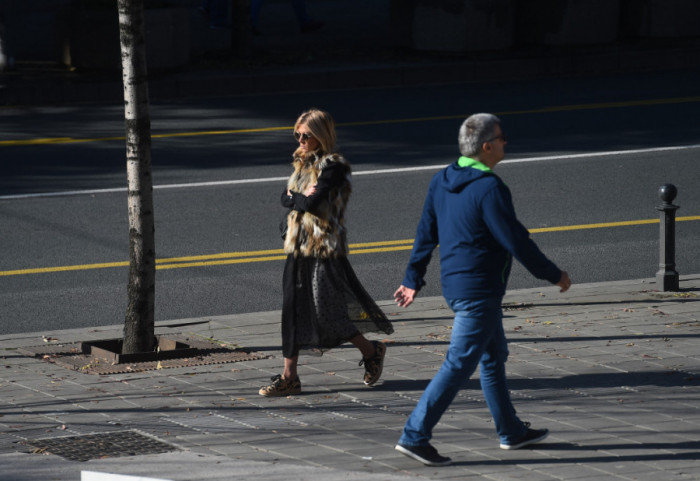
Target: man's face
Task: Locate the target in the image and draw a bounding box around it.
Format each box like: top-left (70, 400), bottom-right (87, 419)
top-left (490, 125), bottom-right (507, 161)
top-left (479, 125), bottom-right (506, 168)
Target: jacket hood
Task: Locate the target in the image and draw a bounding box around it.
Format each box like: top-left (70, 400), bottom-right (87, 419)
top-left (441, 156), bottom-right (494, 193)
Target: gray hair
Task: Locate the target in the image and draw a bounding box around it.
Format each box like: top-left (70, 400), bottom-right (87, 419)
top-left (458, 113), bottom-right (501, 158)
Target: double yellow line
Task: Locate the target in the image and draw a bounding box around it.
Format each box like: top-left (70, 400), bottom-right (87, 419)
top-left (157, 239), bottom-right (416, 270)
top-left (3, 218), bottom-right (700, 278)
top-left (0, 239), bottom-right (416, 277)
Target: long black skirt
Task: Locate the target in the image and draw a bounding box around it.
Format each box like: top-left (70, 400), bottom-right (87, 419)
top-left (281, 254), bottom-right (394, 358)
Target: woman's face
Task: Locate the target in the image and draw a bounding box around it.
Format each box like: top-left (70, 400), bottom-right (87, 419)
top-left (295, 123), bottom-right (320, 153)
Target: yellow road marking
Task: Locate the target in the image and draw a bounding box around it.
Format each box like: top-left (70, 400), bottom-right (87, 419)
top-left (0, 126), bottom-right (291, 147)
top-left (1, 261), bottom-right (130, 276)
top-left (2, 219), bottom-right (698, 277)
top-left (529, 219), bottom-right (659, 233)
top-left (157, 255), bottom-right (288, 270)
top-left (3, 96), bottom-right (700, 147)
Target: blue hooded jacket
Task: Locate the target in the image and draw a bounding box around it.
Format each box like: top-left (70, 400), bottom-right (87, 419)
top-left (402, 157), bottom-right (562, 300)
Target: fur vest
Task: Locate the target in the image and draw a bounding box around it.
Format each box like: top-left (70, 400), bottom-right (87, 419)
top-left (284, 152), bottom-right (352, 258)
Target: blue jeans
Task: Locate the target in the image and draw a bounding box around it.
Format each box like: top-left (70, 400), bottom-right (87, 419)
top-left (399, 296), bottom-right (527, 446)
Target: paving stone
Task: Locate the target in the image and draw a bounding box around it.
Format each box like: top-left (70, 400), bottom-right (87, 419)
top-left (3, 276), bottom-right (700, 479)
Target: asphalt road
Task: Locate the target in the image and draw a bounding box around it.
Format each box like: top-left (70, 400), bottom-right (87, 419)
top-left (2, 71), bottom-right (700, 335)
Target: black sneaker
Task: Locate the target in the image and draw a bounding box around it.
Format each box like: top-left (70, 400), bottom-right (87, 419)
top-left (395, 443), bottom-right (452, 466)
top-left (500, 428), bottom-right (549, 450)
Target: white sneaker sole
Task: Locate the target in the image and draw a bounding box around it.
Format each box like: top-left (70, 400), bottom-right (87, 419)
top-left (394, 444), bottom-right (452, 466)
top-left (500, 430), bottom-right (549, 450)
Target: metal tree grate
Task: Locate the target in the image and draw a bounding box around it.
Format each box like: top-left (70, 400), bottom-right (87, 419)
top-left (17, 334), bottom-right (269, 374)
top-left (502, 302), bottom-right (534, 311)
top-left (25, 430), bottom-right (177, 462)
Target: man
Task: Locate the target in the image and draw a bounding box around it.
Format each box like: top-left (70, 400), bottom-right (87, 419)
top-left (393, 113), bottom-right (571, 466)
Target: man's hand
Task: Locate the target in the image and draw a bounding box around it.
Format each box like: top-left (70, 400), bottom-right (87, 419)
top-left (556, 271), bottom-right (572, 293)
top-left (394, 285), bottom-right (417, 307)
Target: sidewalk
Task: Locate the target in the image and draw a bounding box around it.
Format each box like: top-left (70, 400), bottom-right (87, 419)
top-left (1, 275), bottom-right (699, 481)
top-left (3, 0), bottom-right (700, 106)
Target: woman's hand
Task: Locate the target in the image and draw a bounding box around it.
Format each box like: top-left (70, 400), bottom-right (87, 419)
top-left (304, 184), bottom-right (317, 196)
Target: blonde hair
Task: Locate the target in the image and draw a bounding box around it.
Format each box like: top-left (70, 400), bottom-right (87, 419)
top-left (293, 108), bottom-right (337, 156)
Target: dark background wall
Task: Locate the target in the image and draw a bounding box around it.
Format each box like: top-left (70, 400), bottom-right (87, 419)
top-left (3, 0), bottom-right (700, 72)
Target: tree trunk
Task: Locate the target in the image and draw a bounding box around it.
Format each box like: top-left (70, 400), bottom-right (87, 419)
top-left (118, 0), bottom-right (156, 355)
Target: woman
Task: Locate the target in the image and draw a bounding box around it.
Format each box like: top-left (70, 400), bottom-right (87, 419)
top-left (259, 109), bottom-right (394, 397)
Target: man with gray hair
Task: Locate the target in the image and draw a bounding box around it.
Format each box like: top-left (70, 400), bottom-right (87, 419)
top-left (393, 113), bottom-right (571, 466)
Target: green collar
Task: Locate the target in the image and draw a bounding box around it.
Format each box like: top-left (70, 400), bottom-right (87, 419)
top-left (458, 156), bottom-right (492, 172)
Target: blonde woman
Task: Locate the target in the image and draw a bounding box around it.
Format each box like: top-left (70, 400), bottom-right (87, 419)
top-left (259, 109), bottom-right (393, 396)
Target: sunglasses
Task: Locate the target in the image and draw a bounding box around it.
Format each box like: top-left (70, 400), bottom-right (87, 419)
top-left (486, 134), bottom-right (507, 143)
top-left (294, 131), bottom-right (313, 142)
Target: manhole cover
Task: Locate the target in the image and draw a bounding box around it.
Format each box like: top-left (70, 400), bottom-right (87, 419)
top-left (24, 431), bottom-right (177, 462)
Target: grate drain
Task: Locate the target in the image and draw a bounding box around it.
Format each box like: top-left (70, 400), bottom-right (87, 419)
top-left (24, 430), bottom-right (177, 462)
top-left (502, 302), bottom-right (534, 311)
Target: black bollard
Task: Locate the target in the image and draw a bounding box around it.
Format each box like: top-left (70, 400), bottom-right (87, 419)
top-left (655, 184), bottom-right (680, 291)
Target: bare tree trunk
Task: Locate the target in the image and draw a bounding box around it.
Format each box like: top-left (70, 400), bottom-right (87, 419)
top-left (118, 0), bottom-right (156, 355)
